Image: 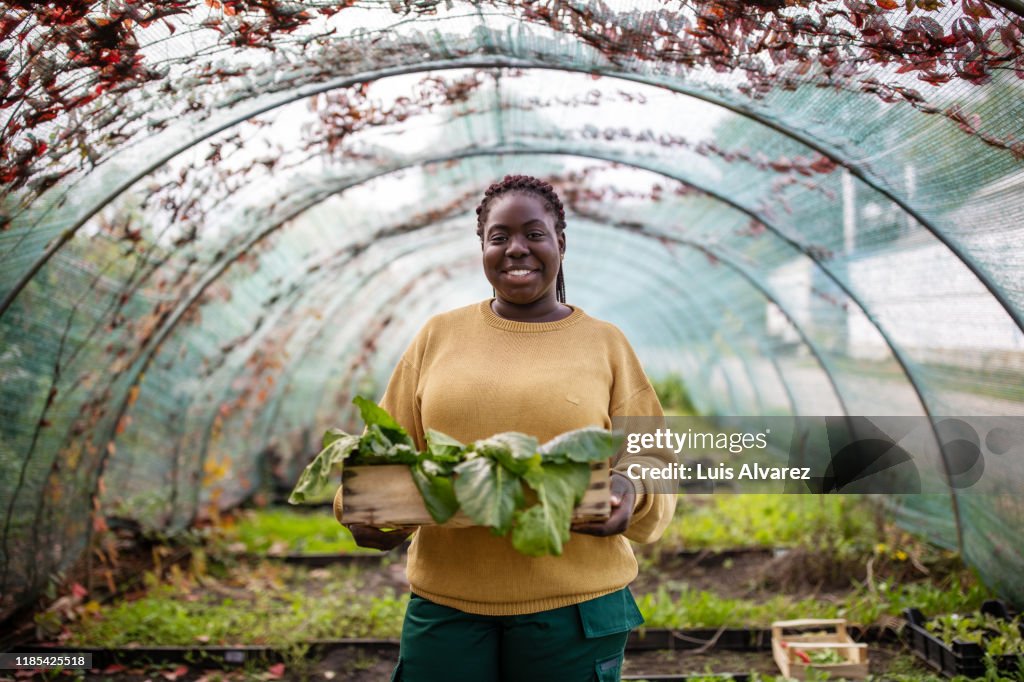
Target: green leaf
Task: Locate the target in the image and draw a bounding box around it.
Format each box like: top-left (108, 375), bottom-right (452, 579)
top-left (353, 395), bottom-right (413, 447)
top-left (552, 461), bottom-right (594, 504)
top-left (453, 457), bottom-right (521, 534)
top-left (425, 429), bottom-right (465, 462)
top-left (510, 462), bottom-right (589, 556)
top-left (510, 504), bottom-right (565, 557)
top-left (540, 427), bottom-right (623, 464)
top-left (385, 442), bottom-right (419, 465)
top-left (411, 463), bottom-right (460, 524)
top-left (473, 432), bottom-right (539, 475)
top-left (355, 426), bottom-right (418, 465)
top-left (322, 428), bottom-right (347, 449)
top-left (288, 432), bottom-right (359, 504)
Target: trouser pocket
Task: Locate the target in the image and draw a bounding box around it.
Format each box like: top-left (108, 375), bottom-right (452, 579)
top-left (594, 653), bottom-right (622, 681)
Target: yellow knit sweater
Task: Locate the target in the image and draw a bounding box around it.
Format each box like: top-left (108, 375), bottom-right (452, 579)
top-left (366, 299), bottom-right (676, 616)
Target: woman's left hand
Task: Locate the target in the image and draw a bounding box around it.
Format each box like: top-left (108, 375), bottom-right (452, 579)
top-left (570, 472), bottom-right (635, 537)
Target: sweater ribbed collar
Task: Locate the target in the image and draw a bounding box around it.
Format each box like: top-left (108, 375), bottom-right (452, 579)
top-left (479, 299), bottom-right (585, 332)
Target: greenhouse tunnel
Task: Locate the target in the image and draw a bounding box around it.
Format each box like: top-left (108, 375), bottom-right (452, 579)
top-left (2, 0), bottom-right (1024, 626)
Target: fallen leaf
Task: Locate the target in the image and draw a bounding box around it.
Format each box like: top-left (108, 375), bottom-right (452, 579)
top-left (266, 663), bottom-right (286, 679)
top-left (161, 664), bottom-right (189, 680)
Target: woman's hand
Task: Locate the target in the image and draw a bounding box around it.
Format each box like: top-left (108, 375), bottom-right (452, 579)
top-left (570, 472), bottom-right (635, 537)
top-left (345, 523), bottom-right (415, 551)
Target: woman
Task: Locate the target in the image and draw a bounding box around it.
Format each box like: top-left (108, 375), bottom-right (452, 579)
top-left (345, 175), bottom-right (676, 681)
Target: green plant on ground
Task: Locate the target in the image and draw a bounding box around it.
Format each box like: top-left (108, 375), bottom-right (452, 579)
top-left (925, 611), bottom-right (1023, 651)
top-left (635, 578), bottom-right (991, 630)
top-left (67, 565), bottom-right (408, 646)
top-left (658, 494), bottom-right (879, 551)
top-left (221, 507), bottom-right (375, 555)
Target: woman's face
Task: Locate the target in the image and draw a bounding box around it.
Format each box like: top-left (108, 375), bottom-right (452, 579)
top-left (481, 193), bottom-right (565, 307)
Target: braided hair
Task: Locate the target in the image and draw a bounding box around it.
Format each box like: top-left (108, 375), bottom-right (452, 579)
top-left (475, 174), bottom-right (567, 303)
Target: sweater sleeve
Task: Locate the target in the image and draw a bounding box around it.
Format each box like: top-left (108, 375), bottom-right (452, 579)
top-left (607, 338), bottom-right (678, 544)
top-left (378, 355), bottom-right (426, 452)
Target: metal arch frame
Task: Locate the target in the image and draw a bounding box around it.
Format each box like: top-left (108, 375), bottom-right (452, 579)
top-left (5, 55), bottom-right (1022, 345)
top-left (58, 145), bottom-right (962, 553)
top-left (129, 141), bottom-right (928, 420)
top-left (992, 1), bottom-right (1024, 17)
top-left (75, 141), bottom-right (912, 430)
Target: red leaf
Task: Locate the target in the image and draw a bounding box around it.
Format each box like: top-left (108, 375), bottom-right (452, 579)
top-left (102, 664), bottom-right (127, 674)
top-left (267, 663), bottom-right (286, 679)
top-left (161, 665), bottom-right (188, 680)
top-left (963, 0), bottom-right (994, 19)
top-left (876, 0), bottom-right (898, 9)
top-left (71, 582), bottom-right (89, 599)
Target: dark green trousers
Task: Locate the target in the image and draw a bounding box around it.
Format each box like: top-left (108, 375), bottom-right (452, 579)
top-left (392, 588), bottom-right (643, 681)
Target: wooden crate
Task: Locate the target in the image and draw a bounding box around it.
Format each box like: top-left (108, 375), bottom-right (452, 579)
top-left (334, 460), bottom-right (610, 528)
top-left (772, 618), bottom-right (869, 680)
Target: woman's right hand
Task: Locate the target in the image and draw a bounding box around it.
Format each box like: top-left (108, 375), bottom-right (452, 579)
top-left (345, 523), bottom-right (415, 551)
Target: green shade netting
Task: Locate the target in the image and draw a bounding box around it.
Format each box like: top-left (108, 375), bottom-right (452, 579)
top-left (1, 0), bottom-right (1024, 620)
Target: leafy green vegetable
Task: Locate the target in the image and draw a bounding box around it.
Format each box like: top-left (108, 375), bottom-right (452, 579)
top-left (804, 648), bottom-right (845, 665)
top-left (288, 398), bottom-right (624, 556)
top-left (472, 432), bottom-right (539, 475)
top-left (425, 429), bottom-right (464, 463)
top-left (353, 395), bottom-right (414, 447)
top-left (453, 457), bottom-right (522, 534)
top-left (511, 462), bottom-right (590, 555)
top-left (540, 427), bottom-right (623, 464)
top-left (287, 432), bottom-right (358, 504)
top-left (410, 463), bottom-right (460, 524)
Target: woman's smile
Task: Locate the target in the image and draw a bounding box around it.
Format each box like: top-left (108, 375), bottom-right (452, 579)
top-left (502, 267), bottom-right (540, 279)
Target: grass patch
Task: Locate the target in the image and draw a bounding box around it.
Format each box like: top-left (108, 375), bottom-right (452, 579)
top-left (68, 563), bottom-right (406, 647)
top-left (635, 578), bottom-right (992, 629)
top-left (220, 507), bottom-right (376, 555)
top-left (658, 494), bottom-right (879, 551)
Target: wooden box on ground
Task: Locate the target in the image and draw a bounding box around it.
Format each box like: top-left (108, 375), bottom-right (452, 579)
top-left (335, 461), bottom-right (610, 527)
top-left (772, 618), bottom-right (869, 680)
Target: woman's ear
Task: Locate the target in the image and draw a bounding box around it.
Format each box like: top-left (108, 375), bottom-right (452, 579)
top-left (558, 231), bottom-right (566, 257)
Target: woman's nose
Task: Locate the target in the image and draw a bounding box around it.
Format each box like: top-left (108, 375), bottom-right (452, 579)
top-left (506, 234), bottom-right (529, 256)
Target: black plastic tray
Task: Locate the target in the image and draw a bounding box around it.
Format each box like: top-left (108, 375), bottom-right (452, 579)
top-left (903, 600), bottom-right (1023, 679)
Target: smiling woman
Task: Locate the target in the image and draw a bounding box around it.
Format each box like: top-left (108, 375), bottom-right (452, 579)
top-left (342, 174), bottom-right (678, 681)
top-left (478, 175), bottom-right (569, 322)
